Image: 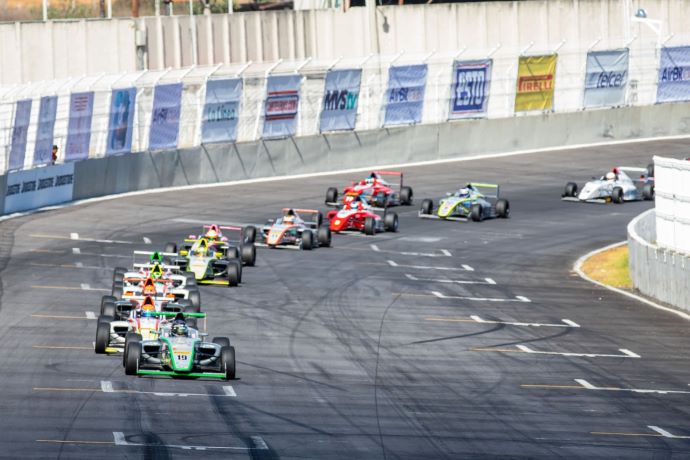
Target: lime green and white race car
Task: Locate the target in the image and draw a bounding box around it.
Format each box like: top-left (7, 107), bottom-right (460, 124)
top-left (419, 183), bottom-right (510, 222)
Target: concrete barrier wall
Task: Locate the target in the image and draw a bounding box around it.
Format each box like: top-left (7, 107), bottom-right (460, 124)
top-left (68, 101), bottom-right (690, 202)
top-left (3, 0), bottom-right (690, 85)
top-left (628, 209), bottom-right (690, 313)
top-left (654, 155), bottom-right (690, 253)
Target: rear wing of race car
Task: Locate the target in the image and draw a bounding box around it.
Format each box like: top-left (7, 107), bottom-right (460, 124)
top-left (617, 167), bottom-right (650, 182)
top-left (372, 170), bottom-right (404, 191)
top-left (151, 311), bottom-right (208, 332)
top-left (217, 225), bottom-right (245, 244)
top-left (467, 183), bottom-right (501, 200)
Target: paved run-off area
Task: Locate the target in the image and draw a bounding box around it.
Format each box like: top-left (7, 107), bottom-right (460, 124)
top-left (2, 139), bottom-right (690, 458)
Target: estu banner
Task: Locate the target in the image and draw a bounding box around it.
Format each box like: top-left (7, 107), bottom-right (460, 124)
top-left (106, 87), bottom-right (136, 155)
top-left (449, 59), bottom-right (492, 119)
top-left (9, 99), bottom-right (31, 171)
top-left (263, 74), bottom-right (302, 139)
top-left (515, 54), bottom-right (557, 112)
top-left (657, 46), bottom-right (690, 103)
top-left (33, 95), bottom-right (58, 167)
top-left (202, 78), bottom-right (242, 144)
top-left (584, 49), bottom-right (629, 108)
top-left (149, 83), bottom-right (183, 150)
top-left (319, 69), bottom-right (361, 132)
top-left (65, 91), bottom-right (95, 162)
top-left (384, 64), bottom-right (427, 126)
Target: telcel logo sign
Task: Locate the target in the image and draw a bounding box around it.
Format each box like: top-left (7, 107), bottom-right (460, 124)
top-left (596, 71), bottom-right (627, 88)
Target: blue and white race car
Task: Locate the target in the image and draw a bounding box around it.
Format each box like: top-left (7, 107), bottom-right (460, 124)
top-left (562, 166), bottom-right (654, 204)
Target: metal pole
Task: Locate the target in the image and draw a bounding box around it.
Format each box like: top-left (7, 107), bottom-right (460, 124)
top-left (155, 0), bottom-right (160, 16)
top-left (107, 0), bottom-right (112, 18)
top-left (189, 0), bottom-right (198, 65)
top-left (229, 0), bottom-right (234, 14)
top-left (42, 0), bottom-right (48, 21)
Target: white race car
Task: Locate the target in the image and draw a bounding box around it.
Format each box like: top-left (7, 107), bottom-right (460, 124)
top-left (561, 166), bottom-right (654, 204)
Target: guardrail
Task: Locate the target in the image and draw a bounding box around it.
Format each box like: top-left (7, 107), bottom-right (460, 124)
top-left (628, 208), bottom-right (690, 313)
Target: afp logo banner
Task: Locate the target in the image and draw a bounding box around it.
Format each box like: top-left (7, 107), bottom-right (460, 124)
top-left (449, 59), bottom-right (492, 119)
top-left (149, 83), bottom-right (183, 150)
top-left (657, 46), bottom-right (690, 103)
top-left (584, 49), bottom-right (629, 108)
top-left (263, 74), bottom-right (302, 139)
top-left (202, 78), bottom-right (242, 144)
top-left (515, 55), bottom-right (557, 112)
top-left (384, 64), bottom-right (428, 126)
top-left (320, 69), bottom-right (361, 132)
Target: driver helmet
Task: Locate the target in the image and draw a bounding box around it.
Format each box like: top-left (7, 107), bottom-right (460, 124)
top-left (606, 172), bottom-right (616, 181)
top-left (171, 322), bottom-right (188, 337)
top-left (458, 187), bottom-right (471, 197)
top-left (150, 263), bottom-right (164, 279)
top-left (205, 227), bottom-right (219, 239)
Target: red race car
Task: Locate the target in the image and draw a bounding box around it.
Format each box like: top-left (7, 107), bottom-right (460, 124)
top-left (326, 195), bottom-right (399, 235)
top-left (325, 171), bottom-right (413, 208)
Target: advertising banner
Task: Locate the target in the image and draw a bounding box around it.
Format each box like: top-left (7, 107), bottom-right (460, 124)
top-left (106, 87), bottom-right (136, 155)
top-left (449, 59), bottom-right (492, 119)
top-left (384, 64), bottom-right (428, 126)
top-left (65, 91), bottom-right (95, 162)
top-left (4, 163), bottom-right (74, 214)
top-left (515, 55), bottom-right (557, 112)
top-left (9, 99), bottom-right (31, 171)
top-left (583, 49), bottom-right (629, 108)
top-left (657, 46), bottom-right (690, 103)
top-left (149, 83), bottom-right (183, 150)
top-left (319, 69), bottom-right (362, 132)
top-left (263, 74), bottom-right (301, 139)
top-left (33, 95), bottom-right (58, 166)
top-left (201, 78), bottom-right (242, 144)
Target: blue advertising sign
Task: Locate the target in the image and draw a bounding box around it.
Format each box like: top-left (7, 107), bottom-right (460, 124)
top-left (320, 69), bottom-right (361, 132)
top-left (201, 78), bottom-right (242, 144)
top-left (384, 64), bottom-right (427, 126)
top-left (106, 87), bottom-right (136, 155)
top-left (149, 83), bottom-right (183, 150)
top-left (584, 49), bottom-right (629, 108)
top-left (449, 59), bottom-right (492, 119)
top-left (33, 95), bottom-right (58, 167)
top-left (657, 46), bottom-right (690, 103)
top-left (65, 91), bottom-right (95, 162)
top-left (263, 74), bottom-right (302, 139)
top-left (9, 99), bottom-right (31, 171)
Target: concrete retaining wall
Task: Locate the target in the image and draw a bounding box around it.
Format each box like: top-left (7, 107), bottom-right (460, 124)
top-left (68, 101), bottom-right (690, 201)
top-left (628, 209), bottom-right (690, 313)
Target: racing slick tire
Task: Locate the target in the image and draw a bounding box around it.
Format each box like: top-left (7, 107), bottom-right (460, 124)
top-left (316, 212), bottom-right (324, 227)
top-left (123, 332), bottom-right (142, 366)
top-left (183, 272), bottom-right (197, 286)
top-left (400, 186), bottom-right (414, 205)
top-left (102, 302), bottom-right (116, 319)
top-left (182, 304), bottom-right (198, 328)
top-left (317, 226), bottom-right (331, 247)
top-left (244, 226), bottom-right (257, 244)
top-left (302, 230), bottom-right (314, 250)
top-left (227, 261), bottom-right (240, 287)
top-left (496, 199), bottom-right (510, 218)
top-left (241, 244), bottom-right (256, 266)
top-left (420, 199), bottom-right (433, 215)
top-left (164, 242), bottom-right (177, 254)
top-left (213, 337), bottom-right (231, 348)
top-left (612, 187), bottom-right (624, 204)
top-left (471, 204), bottom-right (483, 222)
top-left (221, 346), bottom-right (236, 380)
top-left (101, 295), bottom-right (117, 314)
top-left (187, 288), bottom-right (201, 312)
top-left (225, 247), bottom-right (240, 260)
top-left (95, 320), bottom-right (111, 354)
top-left (364, 217), bottom-right (376, 235)
top-left (326, 187), bottom-right (338, 204)
top-left (642, 183), bottom-right (655, 201)
top-left (563, 182), bottom-right (578, 198)
top-left (113, 267), bottom-right (127, 283)
top-left (647, 163), bottom-right (655, 178)
top-left (384, 212), bottom-right (399, 232)
top-left (124, 342), bottom-right (142, 376)
top-left (112, 285), bottom-right (123, 299)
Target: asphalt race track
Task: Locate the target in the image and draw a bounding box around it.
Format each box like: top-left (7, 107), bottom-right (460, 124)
top-left (2, 140), bottom-right (690, 459)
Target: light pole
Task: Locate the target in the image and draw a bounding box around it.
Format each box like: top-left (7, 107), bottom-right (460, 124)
top-left (631, 8), bottom-right (662, 50)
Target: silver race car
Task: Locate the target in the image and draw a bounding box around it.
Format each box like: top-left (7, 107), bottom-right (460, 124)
top-left (561, 166), bottom-right (654, 204)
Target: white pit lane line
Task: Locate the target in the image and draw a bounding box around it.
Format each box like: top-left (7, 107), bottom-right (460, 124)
top-left (387, 260), bottom-right (474, 271)
top-left (370, 244), bottom-right (452, 257)
top-left (430, 291), bottom-right (531, 302)
top-left (526, 378), bottom-right (690, 396)
top-left (405, 273), bottom-right (496, 285)
top-left (426, 316), bottom-right (580, 328)
top-left (514, 344), bottom-right (640, 358)
top-left (112, 432), bottom-right (267, 450)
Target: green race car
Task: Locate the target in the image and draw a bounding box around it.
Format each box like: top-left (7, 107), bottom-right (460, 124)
top-left (418, 183), bottom-right (510, 222)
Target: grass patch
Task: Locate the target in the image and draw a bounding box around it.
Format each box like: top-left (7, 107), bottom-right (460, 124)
top-left (581, 245), bottom-right (632, 289)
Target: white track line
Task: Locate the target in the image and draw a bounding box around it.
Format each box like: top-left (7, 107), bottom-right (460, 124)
top-left (469, 315), bottom-right (579, 328)
top-left (223, 386), bottom-right (237, 397)
top-left (85, 311), bottom-right (96, 320)
top-left (70, 233), bottom-right (79, 240)
top-left (387, 260), bottom-right (473, 271)
top-left (72, 248), bottom-right (80, 254)
top-left (405, 274), bottom-right (496, 285)
top-left (574, 240), bottom-right (690, 322)
top-left (371, 244), bottom-right (452, 257)
top-left (572, 379), bottom-right (690, 395)
top-left (100, 381), bottom-right (114, 393)
top-left (80, 283), bottom-right (91, 290)
top-left (143, 237), bottom-right (152, 244)
top-left (432, 291), bottom-right (530, 302)
top-left (516, 344), bottom-right (639, 358)
top-left (111, 432), bottom-right (267, 450)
